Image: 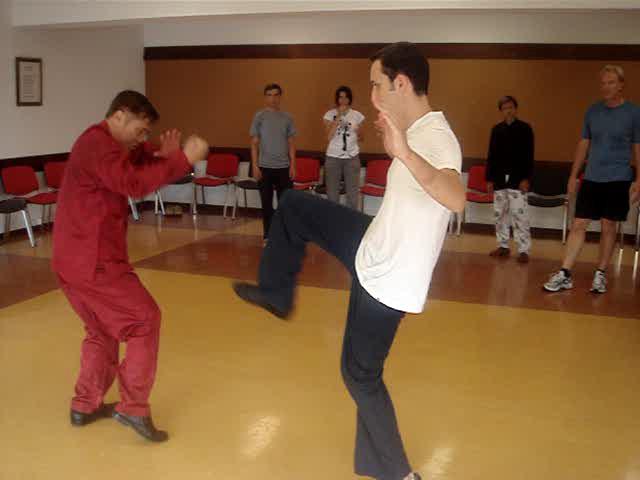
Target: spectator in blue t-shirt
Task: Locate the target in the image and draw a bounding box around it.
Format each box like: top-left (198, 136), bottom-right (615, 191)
top-left (544, 65), bottom-right (640, 294)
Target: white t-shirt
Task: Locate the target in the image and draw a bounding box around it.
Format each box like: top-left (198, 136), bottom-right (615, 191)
top-left (323, 108), bottom-right (365, 158)
top-left (355, 111), bottom-right (462, 314)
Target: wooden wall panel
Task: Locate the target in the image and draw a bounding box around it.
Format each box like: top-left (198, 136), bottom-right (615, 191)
top-left (146, 57), bottom-right (640, 162)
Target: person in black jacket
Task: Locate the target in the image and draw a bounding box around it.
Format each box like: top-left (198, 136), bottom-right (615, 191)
top-left (486, 95), bottom-right (534, 263)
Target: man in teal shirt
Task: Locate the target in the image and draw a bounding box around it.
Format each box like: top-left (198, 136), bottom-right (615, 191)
top-left (544, 65), bottom-right (640, 294)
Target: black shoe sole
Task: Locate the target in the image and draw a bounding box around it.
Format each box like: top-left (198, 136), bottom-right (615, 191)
top-left (70, 403), bottom-right (117, 427)
top-left (112, 412), bottom-right (169, 442)
top-left (232, 282), bottom-right (290, 320)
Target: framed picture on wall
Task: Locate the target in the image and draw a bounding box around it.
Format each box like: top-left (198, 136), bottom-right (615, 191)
top-left (16, 57), bottom-right (43, 106)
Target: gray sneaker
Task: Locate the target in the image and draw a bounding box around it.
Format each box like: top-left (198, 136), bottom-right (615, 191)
top-left (590, 270), bottom-right (607, 293)
top-left (543, 270), bottom-right (574, 292)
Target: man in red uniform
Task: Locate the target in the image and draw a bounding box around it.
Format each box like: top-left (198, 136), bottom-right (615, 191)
top-left (52, 90), bottom-right (208, 442)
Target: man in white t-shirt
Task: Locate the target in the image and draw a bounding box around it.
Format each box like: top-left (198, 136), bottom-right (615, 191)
top-left (323, 86), bottom-right (365, 209)
top-left (233, 42), bottom-right (465, 480)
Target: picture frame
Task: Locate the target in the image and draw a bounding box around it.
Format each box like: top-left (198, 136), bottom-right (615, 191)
top-left (16, 57), bottom-right (43, 106)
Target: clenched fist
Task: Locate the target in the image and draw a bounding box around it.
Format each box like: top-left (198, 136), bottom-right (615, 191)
top-left (183, 135), bottom-right (209, 166)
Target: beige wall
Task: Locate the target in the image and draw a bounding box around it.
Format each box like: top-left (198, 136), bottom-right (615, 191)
top-left (1, 24), bottom-right (145, 159)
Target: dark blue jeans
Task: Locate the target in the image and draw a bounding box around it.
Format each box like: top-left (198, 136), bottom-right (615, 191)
top-left (258, 189), bottom-right (411, 480)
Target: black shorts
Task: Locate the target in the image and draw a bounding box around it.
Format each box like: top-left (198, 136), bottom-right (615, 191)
top-left (575, 179), bottom-right (631, 221)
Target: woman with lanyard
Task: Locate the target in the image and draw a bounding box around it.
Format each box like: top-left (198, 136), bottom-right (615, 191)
top-left (323, 86), bottom-right (365, 210)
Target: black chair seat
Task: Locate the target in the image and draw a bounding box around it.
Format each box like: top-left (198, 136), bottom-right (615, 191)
top-left (0, 198), bottom-right (28, 214)
top-left (172, 173), bottom-right (194, 185)
top-left (527, 195), bottom-right (566, 208)
top-left (529, 167), bottom-right (569, 197)
top-left (235, 179), bottom-right (260, 190)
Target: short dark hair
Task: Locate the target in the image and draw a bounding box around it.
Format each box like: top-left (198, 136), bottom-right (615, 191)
top-left (370, 42), bottom-right (429, 96)
top-left (105, 90), bottom-right (159, 122)
top-left (335, 86), bottom-right (353, 105)
top-left (498, 95), bottom-right (518, 110)
top-left (264, 83), bottom-right (282, 95)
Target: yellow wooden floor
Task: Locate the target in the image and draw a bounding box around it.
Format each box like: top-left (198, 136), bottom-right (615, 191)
top-left (1, 218), bottom-right (639, 480)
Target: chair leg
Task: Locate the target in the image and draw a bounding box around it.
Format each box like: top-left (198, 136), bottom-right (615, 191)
top-left (201, 186), bottom-right (206, 207)
top-left (21, 209), bottom-right (36, 247)
top-left (635, 206), bottom-right (640, 252)
top-left (223, 184), bottom-right (229, 218)
top-left (562, 203), bottom-right (568, 244)
top-left (128, 197), bottom-right (140, 221)
top-left (44, 204), bottom-right (51, 230)
top-left (232, 185), bottom-right (238, 220)
top-left (191, 183), bottom-right (198, 216)
top-left (154, 191), bottom-right (165, 215)
top-left (233, 187), bottom-right (240, 218)
top-left (458, 207), bottom-right (465, 235)
top-left (159, 192), bottom-right (165, 215)
top-left (225, 183), bottom-right (236, 219)
top-left (244, 189), bottom-right (249, 216)
top-left (2, 212), bottom-right (9, 241)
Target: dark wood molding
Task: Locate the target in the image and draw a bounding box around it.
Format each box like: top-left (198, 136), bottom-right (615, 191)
top-left (209, 146), bottom-right (252, 163)
top-left (0, 153), bottom-right (67, 171)
top-left (0, 149), bottom-right (575, 175)
top-left (209, 147), bottom-right (575, 175)
top-left (145, 43), bottom-right (640, 61)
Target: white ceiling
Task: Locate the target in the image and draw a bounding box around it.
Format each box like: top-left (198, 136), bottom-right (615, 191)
top-left (11, 0), bottom-right (640, 27)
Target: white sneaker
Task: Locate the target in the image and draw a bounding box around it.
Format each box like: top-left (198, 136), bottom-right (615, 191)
top-left (590, 270), bottom-right (607, 293)
top-left (543, 270), bottom-right (574, 292)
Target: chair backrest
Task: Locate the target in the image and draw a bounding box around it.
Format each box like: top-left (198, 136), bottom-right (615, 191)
top-left (364, 159), bottom-right (391, 187)
top-left (44, 161), bottom-right (67, 189)
top-left (1, 166), bottom-right (39, 196)
top-left (206, 153), bottom-right (239, 179)
top-left (530, 167), bottom-right (568, 197)
top-left (294, 157), bottom-right (320, 183)
top-left (467, 165), bottom-right (488, 192)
